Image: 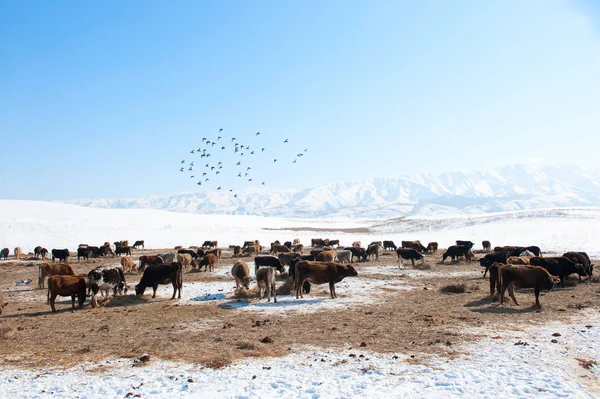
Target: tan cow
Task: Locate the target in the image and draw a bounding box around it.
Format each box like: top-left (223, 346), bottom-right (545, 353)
top-left (177, 253), bottom-right (193, 269)
top-left (38, 263), bottom-right (75, 290)
top-left (139, 255), bottom-right (164, 273)
top-left (316, 250), bottom-right (335, 262)
top-left (270, 244), bottom-right (291, 255)
top-left (120, 256), bottom-right (137, 273)
top-left (507, 256), bottom-right (531, 265)
top-left (13, 247), bottom-right (22, 260)
top-left (231, 261), bottom-right (251, 290)
top-left (256, 266), bottom-right (277, 303)
top-left (293, 238), bottom-right (301, 246)
top-left (196, 254), bottom-right (217, 272)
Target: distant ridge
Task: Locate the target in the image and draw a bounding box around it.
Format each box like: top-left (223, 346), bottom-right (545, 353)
top-left (58, 164), bottom-right (600, 218)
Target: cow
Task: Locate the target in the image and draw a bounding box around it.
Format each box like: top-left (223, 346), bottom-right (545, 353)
top-left (132, 240), bottom-right (145, 249)
top-left (316, 250), bottom-right (336, 262)
top-left (174, 245), bottom-right (183, 250)
top-left (34, 246), bottom-right (43, 258)
top-left (455, 240), bottom-right (475, 250)
top-left (479, 251), bottom-right (509, 278)
top-left (482, 240), bottom-right (491, 251)
top-left (441, 245), bottom-right (471, 263)
top-left (202, 240), bottom-right (218, 248)
top-left (87, 266), bottom-right (127, 307)
top-left (135, 262), bottom-right (183, 299)
top-left (231, 261), bottom-right (251, 290)
top-left (242, 241), bottom-right (256, 249)
top-left (383, 241), bottom-right (397, 251)
top-left (241, 245), bottom-right (260, 256)
top-left (519, 246), bottom-right (542, 257)
top-left (114, 240), bottom-right (129, 250)
top-left (77, 247), bottom-right (89, 262)
top-left (336, 250), bottom-right (352, 264)
top-left (177, 253), bottom-right (194, 270)
top-left (352, 241), bottom-right (361, 248)
top-left (157, 252), bottom-right (176, 263)
top-left (52, 248), bottom-right (70, 263)
top-left (177, 249), bottom-right (199, 259)
top-left (139, 255), bottom-right (164, 273)
top-left (508, 256), bottom-right (531, 265)
top-left (284, 241), bottom-right (292, 249)
top-left (13, 247), bottom-right (22, 260)
top-left (254, 255), bottom-right (284, 273)
top-left (328, 239), bottom-right (340, 247)
top-left (206, 248), bottom-right (222, 259)
top-left (120, 256), bottom-right (137, 273)
top-left (196, 248), bottom-right (206, 258)
top-left (311, 238), bottom-right (326, 247)
top-left (402, 240), bottom-right (427, 253)
top-left (278, 252), bottom-right (300, 267)
top-left (196, 254), bottom-right (217, 272)
top-left (427, 242), bottom-right (438, 253)
top-left (499, 265), bottom-right (557, 309)
top-left (47, 275), bottom-right (87, 313)
top-left (40, 248), bottom-right (48, 259)
top-left (98, 244), bottom-right (114, 257)
top-left (86, 246), bottom-right (101, 258)
top-left (270, 244), bottom-right (291, 255)
top-left (396, 248), bottom-right (424, 266)
top-left (343, 247), bottom-right (367, 262)
top-left (38, 263), bottom-right (75, 290)
top-left (1, 248), bottom-right (9, 260)
top-left (232, 245), bottom-right (242, 257)
top-left (293, 238), bottom-right (301, 246)
top-left (487, 262), bottom-right (502, 296)
top-left (289, 258), bottom-right (312, 294)
top-left (366, 244), bottom-right (380, 261)
top-left (292, 244), bottom-right (304, 253)
top-left (494, 246), bottom-right (520, 255)
top-left (562, 252), bottom-right (593, 278)
top-left (256, 266), bottom-right (277, 303)
top-left (294, 261), bottom-right (358, 299)
top-left (529, 256), bottom-right (587, 287)
top-left (115, 246), bottom-right (132, 256)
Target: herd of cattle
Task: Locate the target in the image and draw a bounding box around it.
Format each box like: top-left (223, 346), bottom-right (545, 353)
top-left (1, 237), bottom-right (595, 312)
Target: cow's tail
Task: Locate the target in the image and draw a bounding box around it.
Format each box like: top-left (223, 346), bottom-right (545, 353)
top-left (176, 262), bottom-right (183, 292)
top-left (118, 267), bottom-right (127, 294)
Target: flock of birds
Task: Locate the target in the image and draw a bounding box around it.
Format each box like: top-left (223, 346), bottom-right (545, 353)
top-left (179, 129), bottom-right (308, 197)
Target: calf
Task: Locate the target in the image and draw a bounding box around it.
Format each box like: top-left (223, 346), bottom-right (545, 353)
top-left (254, 255), bottom-right (284, 273)
top-left (135, 262), bottom-right (183, 299)
top-left (294, 261), bottom-right (358, 299)
top-left (396, 248), bottom-right (424, 266)
top-left (38, 263), bottom-right (75, 290)
top-left (120, 256), bottom-right (137, 273)
top-left (132, 240), bottom-right (145, 249)
top-left (231, 261), bottom-right (251, 290)
top-left (256, 266), bottom-right (277, 303)
top-left (427, 242), bottom-right (438, 253)
top-left (529, 256), bottom-right (587, 287)
top-left (52, 248), bottom-right (70, 263)
top-left (13, 246), bottom-right (22, 260)
top-left (482, 240), bottom-right (491, 251)
top-left (343, 246), bottom-right (367, 262)
top-left (383, 240), bottom-right (397, 251)
top-left (139, 255), bottom-right (164, 273)
top-left (1, 248), bottom-right (8, 260)
top-left (196, 254), bottom-right (217, 272)
top-left (441, 245), bottom-right (471, 263)
top-left (88, 266), bottom-right (127, 307)
top-left (336, 250), bottom-right (352, 264)
top-left (47, 275), bottom-right (87, 313)
top-left (366, 244), bottom-right (380, 261)
top-left (479, 251), bottom-right (509, 278)
top-left (499, 265), bottom-right (557, 309)
top-left (316, 250), bottom-right (336, 262)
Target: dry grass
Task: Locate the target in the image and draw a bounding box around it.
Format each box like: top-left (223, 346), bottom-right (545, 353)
top-left (440, 284), bottom-right (467, 294)
top-left (233, 287), bottom-right (259, 299)
top-left (276, 278), bottom-right (295, 295)
top-left (414, 263), bottom-right (432, 270)
top-left (576, 358), bottom-right (597, 370)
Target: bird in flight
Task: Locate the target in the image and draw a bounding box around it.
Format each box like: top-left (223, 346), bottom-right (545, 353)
top-left (180, 167), bottom-right (184, 172)
top-left (217, 136), bottom-right (221, 140)
top-left (219, 128), bottom-right (223, 132)
top-left (284, 139), bottom-right (288, 143)
top-left (236, 161), bottom-right (241, 166)
top-left (211, 166), bottom-right (215, 170)
top-left (221, 146), bottom-right (226, 150)
top-left (181, 160), bottom-right (185, 164)
top-left (256, 132), bottom-right (260, 136)
top-left (238, 173), bottom-right (242, 177)
top-left (188, 167), bottom-right (193, 171)
top-left (190, 162), bottom-right (194, 166)
top-left (234, 194), bottom-right (238, 198)
top-left (261, 148), bottom-right (265, 152)
top-left (190, 149), bottom-right (194, 154)
top-left (304, 148), bottom-right (308, 152)
top-left (273, 159), bottom-right (277, 163)
top-left (293, 159), bottom-right (297, 163)
top-left (297, 153), bottom-right (303, 157)
top-left (241, 145), bottom-right (245, 149)
top-left (231, 138), bottom-right (236, 142)
top-left (202, 172), bottom-right (207, 176)
top-left (216, 171), bottom-right (220, 175)
top-left (250, 151), bottom-right (254, 155)
top-left (190, 175), bottom-right (195, 178)
top-left (205, 178), bottom-right (210, 182)
top-left (217, 186), bottom-right (221, 190)
top-left (248, 178), bottom-right (252, 182)
top-left (247, 167), bottom-right (251, 171)
top-left (262, 181), bottom-right (265, 185)
top-left (197, 181), bottom-right (202, 185)
top-left (202, 138), bottom-right (206, 142)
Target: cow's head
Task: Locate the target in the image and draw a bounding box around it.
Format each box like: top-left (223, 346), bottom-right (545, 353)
top-left (574, 263), bottom-right (588, 277)
top-left (135, 284), bottom-right (145, 296)
top-left (338, 265), bottom-right (358, 277)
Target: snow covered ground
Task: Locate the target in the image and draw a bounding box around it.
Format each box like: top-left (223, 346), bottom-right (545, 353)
top-left (1, 311), bottom-right (598, 398)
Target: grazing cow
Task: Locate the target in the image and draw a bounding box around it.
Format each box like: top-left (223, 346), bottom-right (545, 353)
top-left (383, 240), bottom-right (397, 251)
top-left (256, 266), bottom-right (277, 303)
top-left (206, 248), bottom-right (222, 259)
top-left (120, 256), bottom-right (137, 273)
top-left (343, 246), bottom-right (367, 262)
top-left (202, 240), bottom-right (218, 248)
top-left (278, 252), bottom-right (300, 267)
top-left (352, 241), bottom-right (361, 248)
top-left (242, 241), bottom-right (255, 249)
top-left (562, 252), bottom-right (593, 278)
top-left (47, 275), bottom-right (87, 313)
top-left (241, 245), bottom-right (259, 256)
top-left (455, 240), bottom-right (475, 250)
top-left (231, 261), bottom-right (251, 290)
top-left (34, 246), bottom-right (43, 258)
top-left (402, 240), bottom-right (427, 253)
top-left (87, 246), bottom-right (101, 258)
top-left (177, 253), bottom-right (193, 270)
top-left (196, 254), bottom-right (217, 272)
top-left (396, 248), bottom-right (424, 266)
top-left (87, 266), bottom-right (127, 307)
top-left (328, 239), bottom-right (340, 247)
top-left (270, 244), bottom-right (291, 255)
top-left (174, 245), bottom-right (183, 250)
top-left (427, 242), bottom-right (438, 253)
top-left (40, 248), bottom-right (48, 259)
top-left (77, 247), bottom-right (89, 262)
top-left (135, 262), bottom-right (183, 299)
top-left (529, 256), bottom-right (587, 287)
top-left (1, 248), bottom-right (9, 260)
top-left (132, 240), bottom-right (145, 249)
top-left (12, 246), bottom-right (22, 260)
top-left (294, 261), bottom-right (358, 299)
top-left (479, 251), bottom-right (509, 278)
top-left (254, 255), bottom-right (284, 273)
top-left (38, 263), bottom-right (75, 290)
top-left (51, 248), bottom-right (70, 263)
top-left (292, 244), bottom-right (304, 253)
top-left (178, 249), bottom-right (199, 259)
top-left (138, 255), bottom-right (164, 273)
top-left (115, 246), bottom-right (132, 257)
top-left (284, 241), bottom-right (292, 249)
top-left (196, 248), bottom-right (206, 258)
top-left (499, 265), bottom-right (557, 309)
top-left (507, 256), bottom-right (531, 265)
top-left (98, 244), bottom-right (114, 257)
top-left (482, 240), bottom-right (491, 251)
top-left (311, 238), bottom-right (326, 247)
top-left (519, 246), bottom-right (542, 257)
top-left (157, 252), bottom-right (176, 263)
top-left (441, 246), bottom-right (472, 263)
top-left (316, 250), bottom-right (336, 262)
top-left (232, 245), bottom-right (242, 257)
top-left (293, 238), bottom-right (301, 246)
top-left (487, 262), bottom-right (502, 296)
top-left (336, 250), bottom-right (352, 264)
top-left (366, 244), bottom-right (380, 261)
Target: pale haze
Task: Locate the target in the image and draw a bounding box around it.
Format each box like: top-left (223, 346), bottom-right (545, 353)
top-left (1, 0), bottom-right (599, 200)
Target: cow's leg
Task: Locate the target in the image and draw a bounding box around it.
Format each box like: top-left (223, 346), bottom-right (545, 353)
top-left (560, 277), bottom-right (565, 288)
top-left (71, 295), bottom-right (76, 312)
top-left (171, 282), bottom-right (177, 299)
top-left (266, 281), bottom-right (271, 302)
top-left (50, 294), bottom-right (57, 312)
top-left (411, 258), bottom-right (415, 267)
top-left (499, 281), bottom-right (508, 305)
top-left (152, 284), bottom-right (158, 298)
top-left (534, 286), bottom-right (542, 309)
top-left (507, 283), bottom-right (519, 306)
top-left (329, 282), bottom-right (336, 299)
top-left (272, 280), bottom-right (277, 303)
top-left (483, 266), bottom-right (489, 279)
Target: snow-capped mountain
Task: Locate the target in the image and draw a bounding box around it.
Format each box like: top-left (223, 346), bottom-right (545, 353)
top-left (58, 164), bottom-right (600, 218)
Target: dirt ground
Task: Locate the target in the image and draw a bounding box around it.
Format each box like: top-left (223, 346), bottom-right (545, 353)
top-left (0, 246), bottom-right (598, 369)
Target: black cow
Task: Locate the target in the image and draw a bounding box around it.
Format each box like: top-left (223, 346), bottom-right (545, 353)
top-left (442, 245), bottom-right (471, 263)
top-left (518, 246), bottom-right (542, 257)
top-left (86, 246), bottom-right (100, 258)
top-left (479, 251), bottom-right (509, 278)
top-left (97, 244), bottom-right (114, 257)
top-left (383, 240), bottom-right (397, 251)
top-left (482, 240), bottom-right (491, 251)
top-left (289, 258), bottom-right (312, 294)
top-left (562, 252), bottom-right (592, 280)
top-left (196, 248), bottom-right (206, 258)
top-left (396, 248), bottom-right (424, 266)
top-left (202, 240), bottom-right (217, 248)
top-left (284, 241), bottom-right (292, 249)
top-left (77, 247), bottom-right (89, 262)
top-left (254, 256), bottom-right (284, 273)
top-left (132, 240), bottom-right (145, 249)
top-left (455, 241), bottom-right (474, 250)
top-left (87, 266), bottom-right (127, 307)
top-left (529, 256), bottom-right (587, 287)
top-left (342, 247), bottom-right (367, 262)
top-left (177, 249), bottom-right (199, 259)
top-left (0, 248), bottom-right (9, 260)
top-left (135, 262), bottom-right (183, 299)
top-left (52, 248), bottom-right (70, 263)
top-left (115, 246), bottom-right (132, 256)
top-left (40, 248), bottom-right (48, 259)
top-left (402, 241), bottom-right (427, 252)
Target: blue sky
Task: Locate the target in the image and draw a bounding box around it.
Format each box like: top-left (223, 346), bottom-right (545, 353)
top-left (1, 0), bottom-right (599, 200)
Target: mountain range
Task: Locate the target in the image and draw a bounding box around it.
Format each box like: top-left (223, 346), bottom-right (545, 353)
top-left (58, 164), bottom-right (600, 219)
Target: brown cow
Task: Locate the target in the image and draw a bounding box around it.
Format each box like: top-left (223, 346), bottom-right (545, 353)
top-left (507, 256), bottom-right (531, 265)
top-left (196, 254), bottom-right (217, 272)
top-left (256, 266), bottom-right (277, 303)
top-left (270, 244), bottom-right (291, 255)
top-left (294, 261), bottom-right (358, 299)
top-left (327, 239), bottom-right (340, 247)
top-left (482, 240), bottom-right (491, 251)
top-left (139, 255), bottom-right (164, 273)
top-left (241, 245), bottom-right (260, 256)
top-left (499, 265), bottom-right (557, 309)
top-left (232, 245), bottom-right (242, 257)
top-left (47, 275), bottom-right (87, 313)
top-left (231, 261), bottom-right (251, 290)
top-left (316, 250), bottom-right (336, 262)
top-left (278, 252), bottom-right (299, 267)
top-left (115, 246), bottom-right (132, 256)
top-left (206, 248), bottom-right (222, 259)
top-left (311, 238), bottom-right (326, 247)
top-left (427, 242), bottom-right (438, 253)
top-left (13, 246), bottom-right (22, 260)
top-left (177, 253), bottom-right (193, 269)
top-left (38, 263), bottom-right (75, 290)
top-left (292, 244), bottom-right (304, 253)
top-left (488, 262), bottom-right (502, 297)
top-left (120, 256), bottom-right (137, 273)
